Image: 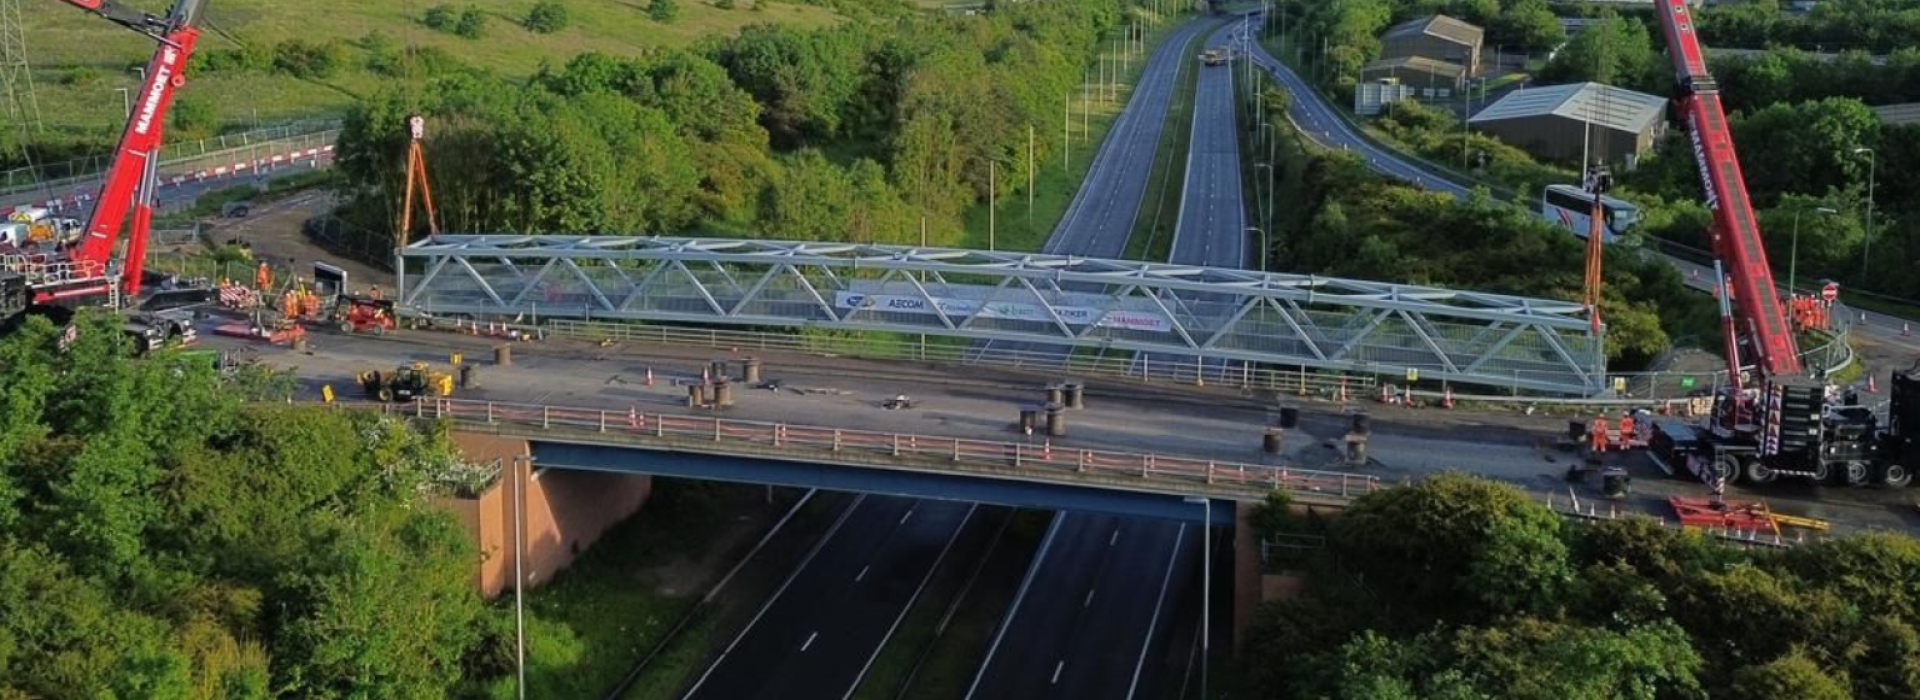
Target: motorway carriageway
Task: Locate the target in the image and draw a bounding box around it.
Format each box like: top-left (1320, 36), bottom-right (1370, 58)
top-left (965, 514), bottom-right (1204, 700)
top-left (682, 496), bottom-right (975, 700)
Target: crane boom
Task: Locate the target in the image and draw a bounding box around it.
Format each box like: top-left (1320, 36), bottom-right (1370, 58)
top-left (1653, 0), bottom-right (1801, 376)
top-left (26, 0), bottom-right (202, 302)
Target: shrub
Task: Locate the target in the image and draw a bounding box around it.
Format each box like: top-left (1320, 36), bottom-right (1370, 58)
top-left (423, 4), bottom-right (457, 29)
top-left (271, 39), bottom-right (345, 79)
top-left (525, 2), bottom-right (570, 33)
top-left (455, 6), bottom-right (488, 38)
top-left (60, 66), bottom-right (102, 86)
top-left (647, 0), bottom-right (679, 22)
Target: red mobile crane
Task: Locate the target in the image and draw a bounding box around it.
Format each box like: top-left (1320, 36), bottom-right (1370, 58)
top-left (1645, 0), bottom-right (1919, 488)
top-left (1, 0), bottom-right (202, 305)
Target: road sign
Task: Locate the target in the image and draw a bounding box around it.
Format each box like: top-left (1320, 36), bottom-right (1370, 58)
top-left (1612, 377), bottom-right (1627, 393)
top-left (1681, 376), bottom-right (1696, 388)
top-left (1822, 282), bottom-right (1839, 302)
top-left (1405, 368), bottom-right (1419, 382)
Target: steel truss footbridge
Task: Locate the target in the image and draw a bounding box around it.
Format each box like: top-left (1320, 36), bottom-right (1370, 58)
top-left (396, 236), bottom-right (1608, 394)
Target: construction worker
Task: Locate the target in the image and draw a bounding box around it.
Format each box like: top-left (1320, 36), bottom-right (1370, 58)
top-left (368, 285), bottom-right (382, 301)
top-left (1617, 412), bottom-right (1635, 449)
top-left (255, 262), bottom-right (271, 291)
top-left (1589, 415), bottom-right (1610, 453)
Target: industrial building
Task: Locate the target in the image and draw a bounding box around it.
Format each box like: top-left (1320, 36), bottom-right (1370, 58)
top-left (1360, 56), bottom-right (1466, 99)
top-left (1467, 82), bottom-right (1667, 165)
top-left (1379, 14), bottom-right (1483, 77)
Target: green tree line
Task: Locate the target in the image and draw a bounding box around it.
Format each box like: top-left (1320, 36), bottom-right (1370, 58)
top-left (0, 312), bottom-right (512, 698)
top-left (332, 0), bottom-right (1136, 251)
top-left (1261, 124), bottom-right (1710, 367)
top-left (1243, 473), bottom-right (1920, 700)
top-left (1701, 0), bottom-right (1920, 54)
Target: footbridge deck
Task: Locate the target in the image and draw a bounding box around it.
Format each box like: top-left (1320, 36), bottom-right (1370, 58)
top-left (397, 236), bottom-right (1607, 394)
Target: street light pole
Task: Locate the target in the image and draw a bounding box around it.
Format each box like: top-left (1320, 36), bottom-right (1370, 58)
top-left (1853, 146), bottom-right (1876, 281)
top-left (989, 160), bottom-right (996, 251)
top-left (1791, 206), bottom-right (1839, 294)
top-left (1185, 496), bottom-right (1211, 700)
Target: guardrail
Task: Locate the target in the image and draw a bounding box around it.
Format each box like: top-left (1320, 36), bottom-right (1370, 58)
top-left (319, 396), bottom-right (1380, 500)
top-left (540, 319), bottom-right (1380, 397)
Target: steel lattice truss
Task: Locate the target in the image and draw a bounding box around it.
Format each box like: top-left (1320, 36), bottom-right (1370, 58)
top-left (399, 236), bottom-right (1608, 394)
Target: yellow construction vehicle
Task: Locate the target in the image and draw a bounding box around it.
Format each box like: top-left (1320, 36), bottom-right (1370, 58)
top-left (357, 361), bottom-right (454, 402)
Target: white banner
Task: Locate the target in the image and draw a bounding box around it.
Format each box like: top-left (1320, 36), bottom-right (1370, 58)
top-left (834, 292), bottom-right (1171, 332)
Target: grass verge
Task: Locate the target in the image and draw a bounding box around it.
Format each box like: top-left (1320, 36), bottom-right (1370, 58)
top-left (23, 1), bottom-right (845, 135)
top-left (846, 507), bottom-right (1013, 700)
top-left (461, 480), bottom-right (840, 699)
top-left (1124, 23), bottom-right (1211, 263)
top-left (611, 488), bottom-right (855, 700)
top-left (955, 16), bottom-right (1190, 254)
top-left (878, 509), bottom-right (1054, 700)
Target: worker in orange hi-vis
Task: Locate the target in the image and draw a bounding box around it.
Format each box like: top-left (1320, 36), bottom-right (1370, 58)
top-left (1618, 412), bottom-right (1636, 449)
top-left (255, 262), bottom-right (271, 291)
top-left (1590, 415), bottom-right (1610, 453)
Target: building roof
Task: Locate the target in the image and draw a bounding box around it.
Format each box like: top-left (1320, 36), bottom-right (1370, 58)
top-left (1468, 82), bottom-right (1666, 134)
top-left (1381, 14), bottom-right (1484, 48)
top-left (1361, 56), bottom-right (1466, 79)
top-left (1872, 103), bottom-right (1920, 126)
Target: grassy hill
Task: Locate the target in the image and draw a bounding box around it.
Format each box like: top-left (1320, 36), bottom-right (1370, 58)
top-left (16, 0), bottom-right (847, 136)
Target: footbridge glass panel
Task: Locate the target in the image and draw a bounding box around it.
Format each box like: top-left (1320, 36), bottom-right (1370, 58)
top-left (397, 236), bottom-right (1606, 394)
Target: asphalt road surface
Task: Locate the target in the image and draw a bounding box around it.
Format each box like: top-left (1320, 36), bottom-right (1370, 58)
top-left (972, 17), bottom-right (1220, 368)
top-left (965, 514), bottom-right (1199, 700)
top-left (683, 497), bottom-right (975, 700)
top-left (1138, 21), bottom-right (1252, 380)
top-left (1167, 23), bottom-right (1248, 272)
top-left (1043, 18), bottom-right (1219, 259)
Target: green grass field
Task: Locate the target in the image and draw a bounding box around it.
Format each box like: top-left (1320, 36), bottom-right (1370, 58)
top-left (20, 0), bottom-right (844, 133)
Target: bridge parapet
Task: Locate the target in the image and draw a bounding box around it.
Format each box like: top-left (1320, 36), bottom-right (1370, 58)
top-left (325, 397), bottom-right (1378, 505)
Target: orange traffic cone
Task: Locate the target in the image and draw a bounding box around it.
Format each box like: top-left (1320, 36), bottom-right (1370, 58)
top-left (1337, 376), bottom-right (1349, 402)
top-left (1868, 374), bottom-right (1879, 393)
top-left (1379, 384), bottom-right (1391, 403)
top-left (1042, 440), bottom-right (1052, 460)
top-left (1904, 323), bottom-right (1912, 337)
top-left (644, 367), bottom-right (655, 387)
top-left (1442, 385), bottom-right (1454, 409)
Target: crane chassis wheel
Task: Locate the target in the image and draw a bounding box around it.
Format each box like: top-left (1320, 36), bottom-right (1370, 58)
top-left (1883, 463), bottom-right (1914, 489)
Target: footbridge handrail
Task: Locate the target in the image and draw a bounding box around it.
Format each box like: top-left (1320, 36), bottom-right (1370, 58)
top-left (320, 397), bottom-right (1381, 500)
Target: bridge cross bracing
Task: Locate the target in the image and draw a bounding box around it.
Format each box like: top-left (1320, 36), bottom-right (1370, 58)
top-left (397, 236), bottom-right (1607, 394)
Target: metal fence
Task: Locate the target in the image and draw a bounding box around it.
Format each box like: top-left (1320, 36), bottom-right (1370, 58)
top-left (539, 318), bottom-right (1382, 397)
top-left (319, 397), bottom-right (1382, 501)
top-left (1, 121), bottom-right (340, 198)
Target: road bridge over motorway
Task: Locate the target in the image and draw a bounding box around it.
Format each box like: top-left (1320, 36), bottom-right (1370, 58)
top-left (396, 235), bottom-right (1608, 394)
top-left (367, 397), bottom-right (1371, 520)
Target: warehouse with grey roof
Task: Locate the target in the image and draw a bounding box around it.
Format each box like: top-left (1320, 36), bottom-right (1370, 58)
top-left (1467, 82), bottom-right (1668, 165)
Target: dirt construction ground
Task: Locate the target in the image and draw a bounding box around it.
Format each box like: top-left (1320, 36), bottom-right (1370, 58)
top-left (158, 191), bottom-right (394, 293)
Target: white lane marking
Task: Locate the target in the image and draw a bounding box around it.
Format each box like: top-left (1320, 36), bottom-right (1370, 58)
top-left (843, 504), bottom-right (978, 700)
top-left (1084, 589), bottom-right (1096, 608)
top-left (681, 494), bottom-right (868, 699)
top-left (1052, 660), bottom-right (1066, 685)
top-left (1124, 524), bottom-right (1189, 700)
top-left (963, 511), bottom-right (1069, 700)
top-left (802, 631), bottom-right (819, 651)
top-left (1109, 529), bottom-right (1120, 546)
top-left (855, 565), bottom-right (870, 582)
top-left (900, 508), bottom-right (914, 525)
